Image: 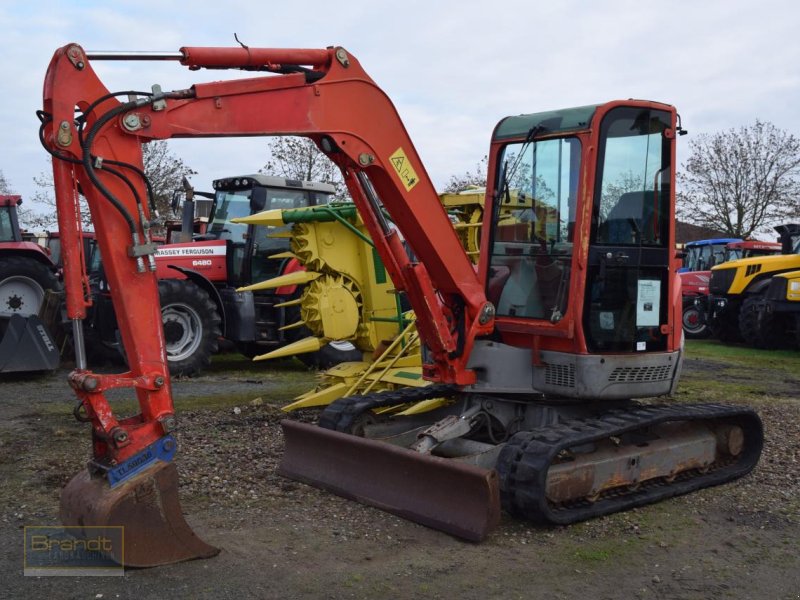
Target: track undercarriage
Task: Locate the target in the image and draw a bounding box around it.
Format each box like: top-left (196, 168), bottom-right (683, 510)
top-left (280, 386), bottom-right (763, 539)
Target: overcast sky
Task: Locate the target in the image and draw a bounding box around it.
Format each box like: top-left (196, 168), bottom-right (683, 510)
top-left (2, 0), bottom-right (799, 222)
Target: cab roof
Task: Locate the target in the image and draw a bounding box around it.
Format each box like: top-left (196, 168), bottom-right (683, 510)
top-left (213, 174), bottom-right (336, 194)
top-left (493, 105), bottom-right (598, 141)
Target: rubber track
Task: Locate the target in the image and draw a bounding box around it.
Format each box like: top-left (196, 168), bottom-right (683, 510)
top-left (495, 403), bottom-right (764, 525)
top-left (318, 383), bottom-right (458, 433)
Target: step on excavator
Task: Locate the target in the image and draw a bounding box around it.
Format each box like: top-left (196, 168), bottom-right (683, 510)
top-left (42, 43), bottom-right (763, 566)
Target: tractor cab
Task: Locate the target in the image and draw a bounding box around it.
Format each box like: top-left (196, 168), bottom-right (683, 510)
top-left (723, 239), bottom-right (782, 262)
top-left (775, 223), bottom-right (800, 255)
top-left (0, 195), bottom-right (25, 243)
top-left (680, 237), bottom-right (742, 273)
top-left (207, 175), bottom-right (335, 286)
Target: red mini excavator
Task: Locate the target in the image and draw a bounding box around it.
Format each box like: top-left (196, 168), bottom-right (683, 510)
top-left (42, 44), bottom-right (763, 566)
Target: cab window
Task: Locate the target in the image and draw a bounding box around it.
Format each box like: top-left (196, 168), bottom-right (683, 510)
top-left (488, 137), bottom-right (580, 321)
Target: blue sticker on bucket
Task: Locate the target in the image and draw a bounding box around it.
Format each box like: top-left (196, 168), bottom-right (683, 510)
top-left (108, 435), bottom-right (177, 487)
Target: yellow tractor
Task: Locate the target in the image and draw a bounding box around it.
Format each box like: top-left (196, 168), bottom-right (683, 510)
top-left (708, 223), bottom-right (800, 347)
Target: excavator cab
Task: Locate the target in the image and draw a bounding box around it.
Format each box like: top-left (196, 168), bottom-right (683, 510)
top-left (463, 104), bottom-right (684, 399)
top-left (584, 107), bottom-right (672, 354)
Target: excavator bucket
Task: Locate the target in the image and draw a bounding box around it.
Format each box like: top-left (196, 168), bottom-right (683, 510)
top-left (279, 420), bottom-right (501, 541)
top-left (60, 461), bottom-right (219, 567)
top-left (0, 314), bottom-right (59, 373)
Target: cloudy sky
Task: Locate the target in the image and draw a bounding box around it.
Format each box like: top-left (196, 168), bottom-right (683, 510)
top-left (2, 0), bottom-right (798, 220)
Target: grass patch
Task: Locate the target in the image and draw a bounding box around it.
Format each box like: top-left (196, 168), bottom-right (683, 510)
top-left (685, 340), bottom-right (800, 374)
top-left (562, 535), bottom-right (646, 565)
top-left (573, 547), bottom-right (612, 562)
top-left (677, 340), bottom-right (799, 405)
top-left (675, 376), bottom-right (775, 403)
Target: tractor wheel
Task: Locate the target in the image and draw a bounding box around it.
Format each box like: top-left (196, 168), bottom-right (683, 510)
top-left (158, 279), bottom-right (221, 377)
top-left (795, 315), bottom-right (800, 349)
top-left (752, 305), bottom-right (792, 350)
top-left (0, 256), bottom-right (60, 320)
top-left (682, 298), bottom-right (711, 339)
top-left (738, 296), bottom-right (761, 346)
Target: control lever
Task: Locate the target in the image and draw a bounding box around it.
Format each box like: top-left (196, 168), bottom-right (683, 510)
top-left (598, 250), bottom-right (629, 282)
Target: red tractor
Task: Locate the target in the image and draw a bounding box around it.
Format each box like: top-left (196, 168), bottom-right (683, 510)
top-left (680, 239), bottom-right (782, 338)
top-left (83, 174), bottom-right (358, 375)
top-left (0, 195), bottom-right (60, 372)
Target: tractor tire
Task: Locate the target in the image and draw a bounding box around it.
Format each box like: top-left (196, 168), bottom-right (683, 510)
top-left (752, 305), bottom-right (792, 350)
top-left (158, 279), bottom-right (221, 377)
top-left (738, 296), bottom-right (761, 346)
top-left (795, 315), bottom-right (800, 350)
top-left (682, 298), bottom-right (711, 339)
top-left (0, 256), bottom-right (60, 320)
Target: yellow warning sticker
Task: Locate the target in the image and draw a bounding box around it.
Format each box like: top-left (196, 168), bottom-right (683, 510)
top-left (389, 147), bottom-right (420, 192)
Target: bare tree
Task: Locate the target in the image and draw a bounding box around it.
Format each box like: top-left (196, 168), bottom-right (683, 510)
top-left (142, 140), bottom-right (196, 218)
top-left (26, 141), bottom-right (196, 230)
top-left (677, 121), bottom-right (800, 238)
top-left (0, 169), bottom-right (51, 230)
top-left (261, 137), bottom-right (348, 199)
top-left (0, 169), bottom-right (11, 194)
top-left (443, 157), bottom-right (488, 193)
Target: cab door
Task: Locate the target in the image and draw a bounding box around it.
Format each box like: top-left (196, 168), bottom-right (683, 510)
top-left (583, 106), bottom-right (674, 353)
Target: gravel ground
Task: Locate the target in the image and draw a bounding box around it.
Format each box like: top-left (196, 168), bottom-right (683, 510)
top-left (1, 345), bottom-right (799, 599)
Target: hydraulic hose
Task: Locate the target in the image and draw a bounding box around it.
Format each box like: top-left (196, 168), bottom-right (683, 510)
top-left (80, 99), bottom-right (145, 234)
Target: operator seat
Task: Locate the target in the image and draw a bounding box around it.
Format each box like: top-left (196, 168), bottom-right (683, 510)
top-left (602, 191), bottom-right (655, 245)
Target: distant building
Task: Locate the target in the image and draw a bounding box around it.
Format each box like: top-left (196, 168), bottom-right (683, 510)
top-left (675, 221), bottom-right (731, 244)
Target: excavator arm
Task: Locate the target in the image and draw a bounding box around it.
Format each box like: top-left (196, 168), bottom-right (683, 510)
top-left (42, 43), bottom-right (495, 565)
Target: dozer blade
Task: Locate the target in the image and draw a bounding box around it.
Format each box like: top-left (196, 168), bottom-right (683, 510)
top-left (279, 420), bottom-right (501, 541)
top-left (0, 314), bottom-right (59, 373)
top-left (60, 461), bottom-right (219, 567)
